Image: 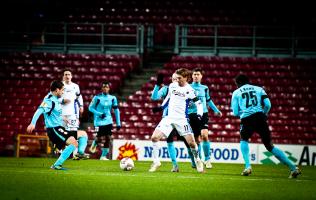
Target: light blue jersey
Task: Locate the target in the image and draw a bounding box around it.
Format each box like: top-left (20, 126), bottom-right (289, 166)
top-left (151, 85), bottom-right (168, 100)
top-left (89, 93), bottom-right (121, 127)
top-left (31, 92), bottom-right (63, 128)
top-left (231, 84), bottom-right (271, 119)
top-left (151, 85), bottom-right (169, 116)
top-left (188, 82), bottom-right (220, 114)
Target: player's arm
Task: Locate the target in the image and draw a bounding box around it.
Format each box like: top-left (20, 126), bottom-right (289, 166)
top-left (151, 86), bottom-right (168, 101)
top-left (76, 85), bottom-right (84, 115)
top-left (88, 97), bottom-right (103, 117)
top-left (112, 97), bottom-right (121, 130)
top-left (261, 91), bottom-right (271, 115)
top-left (160, 86), bottom-right (171, 109)
top-left (152, 86), bottom-right (171, 113)
top-left (26, 108), bottom-right (44, 133)
top-left (208, 100), bottom-right (222, 116)
top-left (205, 87), bottom-right (222, 116)
top-left (26, 100), bottom-right (51, 133)
top-left (192, 97), bottom-right (203, 117)
top-left (59, 98), bottom-right (71, 105)
top-left (231, 92), bottom-right (241, 117)
top-left (151, 85), bottom-right (161, 100)
top-left (189, 88), bottom-right (203, 117)
top-left (151, 74), bottom-right (166, 100)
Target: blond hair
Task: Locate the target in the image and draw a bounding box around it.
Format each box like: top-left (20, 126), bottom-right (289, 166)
top-left (175, 68), bottom-right (192, 81)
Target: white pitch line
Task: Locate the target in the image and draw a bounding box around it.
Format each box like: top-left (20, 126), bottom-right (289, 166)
top-left (0, 169), bottom-right (311, 182)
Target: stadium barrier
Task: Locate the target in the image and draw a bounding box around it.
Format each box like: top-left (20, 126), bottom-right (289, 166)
top-left (112, 139), bottom-right (316, 166)
top-left (16, 134), bottom-right (50, 158)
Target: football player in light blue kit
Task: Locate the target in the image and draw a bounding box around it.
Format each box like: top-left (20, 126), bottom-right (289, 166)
top-left (89, 81), bottom-right (121, 160)
top-left (151, 73), bottom-right (194, 172)
top-left (26, 80), bottom-right (78, 170)
top-left (231, 74), bottom-right (301, 178)
top-left (188, 68), bottom-right (222, 169)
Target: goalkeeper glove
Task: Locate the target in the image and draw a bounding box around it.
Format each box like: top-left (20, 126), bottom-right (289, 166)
top-left (156, 74), bottom-right (164, 86)
top-left (152, 106), bottom-right (163, 113)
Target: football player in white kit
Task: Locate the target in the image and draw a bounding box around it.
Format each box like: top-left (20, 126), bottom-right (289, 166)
top-left (61, 69), bottom-right (89, 160)
top-left (149, 68), bottom-right (204, 173)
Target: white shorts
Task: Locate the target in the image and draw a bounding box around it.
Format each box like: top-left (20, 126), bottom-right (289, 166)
top-left (155, 117), bottom-right (193, 138)
top-left (62, 115), bottom-right (79, 131)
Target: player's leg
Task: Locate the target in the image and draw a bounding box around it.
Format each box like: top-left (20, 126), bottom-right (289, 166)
top-left (73, 130), bottom-right (90, 159)
top-left (257, 114), bottom-right (300, 178)
top-left (98, 125), bottom-right (112, 160)
top-left (183, 134), bottom-right (204, 173)
top-left (89, 127), bottom-right (99, 153)
top-left (100, 135), bottom-right (111, 160)
top-left (90, 138), bottom-right (98, 153)
top-left (49, 127), bottom-right (78, 170)
top-left (201, 129), bottom-right (212, 168)
top-left (67, 130), bottom-right (80, 160)
top-left (167, 129), bottom-right (179, 172)
top-left (270, 146), bottom-right (300, 178)
top-left (148, 130), bottom-right (165, 172)
top-left (149, 118), bottom-right (172, 172)
top-left (189, 113), bottom-right (202, 167)
top-left (200, 114), bottom-right (212, 168)
top-left (77, 130), bottom-right (88, 154)
top-left (53, 136), bottom-right (78, 169)
top-left (178, 134), bottom-right (196, 168)
top-left (176, 119), bottom-right (203, 173)
top-left (240, 118), bottom-right (253, 175)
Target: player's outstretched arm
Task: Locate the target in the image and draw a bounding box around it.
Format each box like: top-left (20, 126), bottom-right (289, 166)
top-left (231, 93), bottom-right (240, 117)
top-left (208, 100), bottom-right (221, 116)
top-left (26, 108), bottom-right (44, 133)
top-left (26, 124), bottom-right (35, 133)
top-left (215, 110), bottom-right (222, 117)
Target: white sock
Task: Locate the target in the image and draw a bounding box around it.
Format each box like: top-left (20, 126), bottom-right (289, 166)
top-left (190, 146), bottom-right (200, 163)
top-left (152, 141), bottom-right (160, 164)
top-left (73, 148), bottom-right (78, 157)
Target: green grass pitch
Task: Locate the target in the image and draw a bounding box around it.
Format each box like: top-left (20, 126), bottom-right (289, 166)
top-left (0, 157), bottom-right (315, 200)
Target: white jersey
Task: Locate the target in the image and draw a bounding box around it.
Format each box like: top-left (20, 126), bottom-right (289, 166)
top-left (161, 82), bottom-right (202, 119)
top-left (61, 82), bottom-right (83, 116)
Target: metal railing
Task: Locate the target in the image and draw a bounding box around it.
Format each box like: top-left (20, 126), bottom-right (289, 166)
top-left (174, 25), bottom-right (316, 57)
top-left (0, 22), bottom-right (144, 54)
top-left (1, 22), bottom-right (316, 57)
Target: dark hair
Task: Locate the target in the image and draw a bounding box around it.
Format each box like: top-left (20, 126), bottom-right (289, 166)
top-left (192, 67), bottom-right (204, 75)
top-left (62, 69), bottom-right (72, 75)
top-left (235, 74), bottom-right (249, 87)
top-left (50, 80), bottom-right (64, 91)
top-left (101, 81), bottom-right (110, 87)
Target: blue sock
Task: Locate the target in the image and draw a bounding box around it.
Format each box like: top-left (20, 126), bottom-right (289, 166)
top-left (78, 136), bottom-right (88, 155)
top-left (167, 142), bottom-right (177, 166)
top-left (271, 147), bottom-right (296, 171)
top-left (188, 148), bottom-right (196, 167)
top-left (101, 148), bottom-right (109, 157)
top-left (54, 144), bottom-right (76, 167)
top-left (198, 143), bottom-right (202, 159)
top-left (240, 141), bottom-right (251, 169)
top-left (203, 141), bottom-right (211, 161)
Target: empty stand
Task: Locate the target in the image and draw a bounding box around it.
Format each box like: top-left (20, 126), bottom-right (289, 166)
top-left (0, 52), bottom-right (140, 155)
top-left (1, 53), bottom-right (315, 156)
top-left (118, 55), bottom-right (316, 144)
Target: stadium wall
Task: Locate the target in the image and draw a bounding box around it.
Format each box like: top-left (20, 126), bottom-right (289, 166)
top-left (113, 139), bottom-right (316, 166)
